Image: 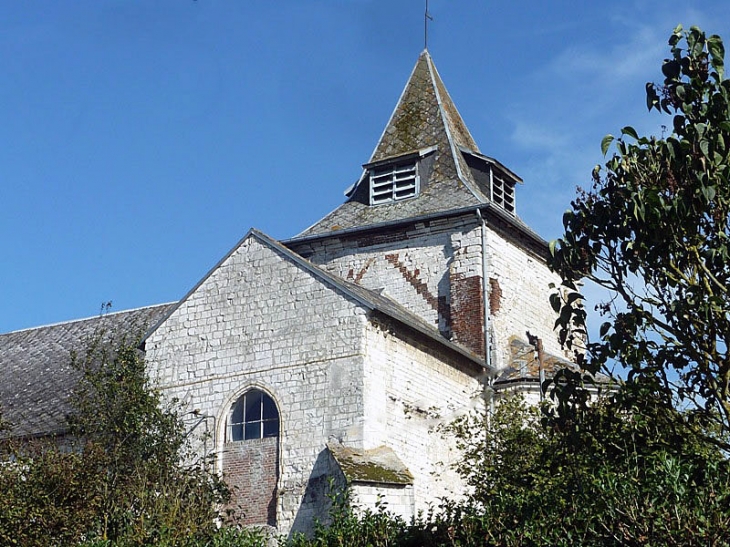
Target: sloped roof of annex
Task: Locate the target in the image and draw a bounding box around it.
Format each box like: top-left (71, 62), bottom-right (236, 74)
top-left (0, 303), bottom-right (175, 439)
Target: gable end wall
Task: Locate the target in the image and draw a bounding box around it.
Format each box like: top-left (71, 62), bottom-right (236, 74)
top-left (144, 236), bottom-right (370, 533)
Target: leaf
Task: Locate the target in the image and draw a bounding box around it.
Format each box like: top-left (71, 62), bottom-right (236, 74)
top-left (702, 185), bottom-right (716, 202)
top-left (670, 24), bottom-right (683, 44)
top-left (566, 291), bottom-right (584, 305)
top-left (699, 138), bottom-right (710, 158)
top-left (621, 126), bottom-right (639, 140)
top-left (662, 59), bottom-right (681, 79)
top-left (673, 115), bottom-right (686, 135)
top-left (646, 83), bottom-right (660, 111)
top-left (601, 134), bottom-right (615, 156)
top-left (562, 210), bottom-right (574, 228)
top-left (666, 138), bottom-right (678, 159)
top-left (550, 292), bottom-right (562, 313)
top-left (708, 35), bottom-right (725, 79)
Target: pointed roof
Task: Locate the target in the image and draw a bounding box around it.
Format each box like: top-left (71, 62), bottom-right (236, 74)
top-left (369, 49), bottom-right (479, 164)
top-left (297, 50), bottom-right (520, 238)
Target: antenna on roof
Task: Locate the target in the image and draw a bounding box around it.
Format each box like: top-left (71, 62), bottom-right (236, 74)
top-left (424, 0), bottom-right (433, 50)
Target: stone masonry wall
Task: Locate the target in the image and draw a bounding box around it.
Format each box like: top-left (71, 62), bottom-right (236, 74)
top-left (484, 226), bottom-right (566, 371)
top-left (362, 320), bottom-right (485, 511)
top-left (291, 213), bottom-right (564, 370)
top-left (350, 483), bottom-right (415, 521)
top-left (144, 235), bottom-right (369, 534)
top-left (290, 216), bottom-right (480, 339)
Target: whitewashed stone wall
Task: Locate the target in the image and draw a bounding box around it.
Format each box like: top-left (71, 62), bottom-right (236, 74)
top-left (361, 320), bottom-right (486, 512)
top-left (143, 213), bottom-right (564, 534)
top-left (350, 484), bottom-right (415, 521)
top-left (144, 234), bottom-right (370, 534)
top-left (291, 216), bottom-right (479, 336)
top-left (291, 212), bottom-right (565, 368)
top-left (484, 226), bottom-right (567, 371)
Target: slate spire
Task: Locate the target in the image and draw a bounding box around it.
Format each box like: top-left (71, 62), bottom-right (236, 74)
top-left (366, 49), bottom-right (484, 202)
top-left (295, 51), bottom-right (520, 238)
top-left (370, 49), bottom-right (480, 163)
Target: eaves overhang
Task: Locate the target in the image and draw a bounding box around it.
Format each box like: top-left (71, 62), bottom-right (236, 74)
top-left (284, 203), bottom-right (549, 257)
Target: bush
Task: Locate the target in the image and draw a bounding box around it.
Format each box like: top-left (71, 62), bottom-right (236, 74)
top-left (0, 331), bottom-right (232, 546)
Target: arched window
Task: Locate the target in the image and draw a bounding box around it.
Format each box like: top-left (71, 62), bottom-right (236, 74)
top-left (229, 389), bottom-right (279, 442)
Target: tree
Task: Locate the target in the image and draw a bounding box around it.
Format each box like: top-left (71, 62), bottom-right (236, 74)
top-left (0, 329), bottom-right (232, 546)
top-left (442, 394), bottom-right (730, 546)
top-left (549, 25), bottom-right (730, 449)
top-left (66, 331), bottom-right (230, 544)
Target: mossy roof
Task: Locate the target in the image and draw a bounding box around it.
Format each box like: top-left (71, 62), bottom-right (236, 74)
top-left (328, 442), bottom-right (414, 486)
top-left (297, 50), bottom-right (498, 237)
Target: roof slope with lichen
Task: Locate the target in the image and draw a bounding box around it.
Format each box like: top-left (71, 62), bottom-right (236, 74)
top-left (495, 337), bottom-right (610, 387)
top-left (328, 442), bottom-right (414, 486)
top-left (0, 303), bottom-right (175, 439)
top-left (297, 50), bottom-right (493, 237)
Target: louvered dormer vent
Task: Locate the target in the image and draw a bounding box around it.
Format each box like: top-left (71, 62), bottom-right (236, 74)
top-left (369, 161), bottom-right (419, 205)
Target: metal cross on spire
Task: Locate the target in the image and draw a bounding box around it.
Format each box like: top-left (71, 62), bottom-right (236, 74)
top-left (424, 0), bottom-right (433, 50)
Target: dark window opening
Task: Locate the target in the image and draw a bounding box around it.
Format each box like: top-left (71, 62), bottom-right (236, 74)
top-left (490, 168), bottom-right (515, 214)
top-left (229, 389), bottom-right (279, 442)
top-left (461, 149), bottom-right (519, 215)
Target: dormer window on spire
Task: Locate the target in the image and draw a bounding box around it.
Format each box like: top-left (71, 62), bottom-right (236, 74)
top-left (363, 146), bottom-right (437, 207)
top-left (489, 167), bottom-right (515, 214)
top-left (460, 148), bottom-right (522, 216)
top-left (370, 161), bottom-right (419, 205)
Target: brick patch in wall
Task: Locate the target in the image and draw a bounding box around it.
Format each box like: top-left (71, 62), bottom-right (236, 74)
top-left (449, 273), bottom-right (485, 357)
top-left (346, 257), bottom-right (376, 284)
top-left (385, 254), bottom-right (440, 314)
top-left (489, 277), bottom-right (502, 314)
top-left (222, 437), bottom-right (279, 526)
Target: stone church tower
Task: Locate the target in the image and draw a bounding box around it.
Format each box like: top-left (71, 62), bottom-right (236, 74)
top-left (1, 51), bottom-right (568, 536)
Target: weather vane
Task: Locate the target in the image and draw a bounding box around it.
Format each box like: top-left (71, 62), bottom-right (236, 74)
top-left (424, 0), bottom-right (433, 50)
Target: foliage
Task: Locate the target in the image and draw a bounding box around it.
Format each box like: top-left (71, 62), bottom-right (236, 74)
top-left (6, 24), bottom-right (730, 547)
top-left (283, 394), bottom-right (730, 546)
top-left (66, 334), bottom-right (230, 544)
top-left (0, 329), bottom-right (233, 546)
top-left (549, 24), bottom-right (730, 449)
top-left (287, 489), bottom-right (433, 547)
top-left (0, 440), bottom-right (106, 546)
top-left (444, 394), bottom-right (730, 546)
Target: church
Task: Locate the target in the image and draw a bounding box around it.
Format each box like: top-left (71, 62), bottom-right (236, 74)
top-left (0, 50), bottom-right (570, 534)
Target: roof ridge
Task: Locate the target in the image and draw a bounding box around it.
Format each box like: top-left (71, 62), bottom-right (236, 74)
top-left (1, 302), bottom-right (177, 336)
top-left (424, 52), bottom-right (486, 203)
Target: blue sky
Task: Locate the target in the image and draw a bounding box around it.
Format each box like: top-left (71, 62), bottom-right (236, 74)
top-left (2, 1), bottom-right (730, 333)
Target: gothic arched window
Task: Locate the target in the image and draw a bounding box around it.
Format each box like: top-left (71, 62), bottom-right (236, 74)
top-left (228, 389), bottom-right (279, 442)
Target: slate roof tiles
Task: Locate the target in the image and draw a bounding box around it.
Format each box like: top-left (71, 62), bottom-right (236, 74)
top-left (297, 50), bottom-right (492, 237)
top-left (0, 303), bottom-right (175, 439)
